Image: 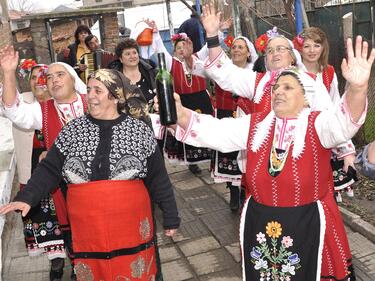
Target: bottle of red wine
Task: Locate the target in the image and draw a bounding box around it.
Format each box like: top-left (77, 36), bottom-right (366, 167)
top-left (156, 52), bottom-right (177, 125)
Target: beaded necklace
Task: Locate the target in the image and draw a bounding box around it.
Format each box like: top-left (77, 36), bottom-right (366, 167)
top-left (269, 139), bottom-right (292, 177)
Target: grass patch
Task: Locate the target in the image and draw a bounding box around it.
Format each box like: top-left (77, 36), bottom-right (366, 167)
top-left (364, 108), bottom-right (375, 142)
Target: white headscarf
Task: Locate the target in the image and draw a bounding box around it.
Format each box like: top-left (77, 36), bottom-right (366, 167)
top-left (251, 67), bottom-right (333, 158)
top-left (265, 35), bottom-right (304, 71)
top-left (49, 62), bottom-right (87, 94)
top-left (233, 36), bottom-right (259, 65)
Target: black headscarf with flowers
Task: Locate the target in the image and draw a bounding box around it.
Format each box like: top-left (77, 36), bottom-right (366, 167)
top-left (88, 69), bottom-right (150, 123)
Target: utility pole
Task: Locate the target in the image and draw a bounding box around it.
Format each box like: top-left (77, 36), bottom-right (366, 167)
top-left (371, 0), bottom-right (375, 46)
top-left (165, 0), bottom-right (174, 38)
top-left (0, 0), bottom-right (9, 21)
top-left (232, 0), bottom-right (242, 36)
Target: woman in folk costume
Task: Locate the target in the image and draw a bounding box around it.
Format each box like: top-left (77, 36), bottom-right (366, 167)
top-left (142, 20), bottom-right (214, 175)
top-left (293, 27), bottom-right (357, 202)
top-left (1, 46), bottom-right (88, 280)
top-left (213, 36), bottom-right (258, 211)
top-left (189, 34), bottom-right (259, 211)
top-left (167, 29), bottom-right (374, 280)
top-left (1, 61), bottom-right (67, 280)
top-left (0, 69), bottom-right (180, 281)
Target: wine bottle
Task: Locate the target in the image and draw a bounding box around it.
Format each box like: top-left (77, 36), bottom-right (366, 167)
top-left (156, 52), bottom-right (177, 125)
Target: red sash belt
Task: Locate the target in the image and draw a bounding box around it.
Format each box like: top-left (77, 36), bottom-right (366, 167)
top-left (67, 179), bottom-right (157, 280)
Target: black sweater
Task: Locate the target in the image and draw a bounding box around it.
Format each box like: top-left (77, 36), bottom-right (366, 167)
top-left (15, 113), bottom-right (180, 229)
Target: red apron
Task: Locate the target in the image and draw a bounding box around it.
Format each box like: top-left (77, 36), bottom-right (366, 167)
top-left (67, 179), bottom-right (157, 281)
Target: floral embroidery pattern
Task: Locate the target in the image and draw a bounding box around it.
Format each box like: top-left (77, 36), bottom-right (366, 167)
top-left (75, 262), bottom-right (94, 281)
top-left (250, 221), bottom-right (301, 280)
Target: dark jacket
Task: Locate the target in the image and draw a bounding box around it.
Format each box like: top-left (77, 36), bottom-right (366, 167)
top-left (177, 16), bottom-right (206, 53)
top-left (108, 58), bottom-right (157, 92)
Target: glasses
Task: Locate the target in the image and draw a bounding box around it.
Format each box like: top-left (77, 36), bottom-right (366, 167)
top-left (265, 46), bottom-right (291, 55)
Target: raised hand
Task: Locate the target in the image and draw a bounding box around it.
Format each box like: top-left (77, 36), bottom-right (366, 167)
top-left (341, 36), bottom-right (375, 90)
top-left (219, 17), bottom-right (233, 31)
top-left (144, 19), bottom-right (158, 33)
top-left (183, 38), bottom-right (194, 60)
top-left (201, 3), bottom-right (221, 37)
top-left (0, 45), bottom-right (19, 73)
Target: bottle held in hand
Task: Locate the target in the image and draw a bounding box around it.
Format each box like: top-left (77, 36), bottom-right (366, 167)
top-left (156, 52), bottom-right (177, 125)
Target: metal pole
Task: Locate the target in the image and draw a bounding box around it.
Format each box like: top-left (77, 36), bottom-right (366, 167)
top-left (300, 0), bottom-right (310, 28)
top-left (45, 20), bottom-right (55, 63)
top-left (232, 0), bottom-right (242, 36)
top-left (165, 0), bottom-right (174, 37)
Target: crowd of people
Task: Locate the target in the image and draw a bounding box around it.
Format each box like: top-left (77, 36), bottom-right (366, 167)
top-left (0, 3), bottom-right (374, 281)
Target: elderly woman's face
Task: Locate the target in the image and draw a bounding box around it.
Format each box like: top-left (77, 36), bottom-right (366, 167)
top-left (265, 38), bottom-right (294, 71)
top-left (87, 78), bottom-right (118, 120)
top-left (47, 64), bottom-right (75, 103)
top-left (120, 48), bottom-right (139, 68)
top-left (272, 75), bottom-right (306, 118)
top-left (230, 39), bottom-right (250, 67)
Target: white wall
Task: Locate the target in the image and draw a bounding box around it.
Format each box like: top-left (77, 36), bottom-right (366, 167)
top-left (123, 1), bottom-right (193, 31)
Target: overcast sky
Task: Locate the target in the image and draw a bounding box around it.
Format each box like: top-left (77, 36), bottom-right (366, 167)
top-left (9, 0), bottom-right (83, 12)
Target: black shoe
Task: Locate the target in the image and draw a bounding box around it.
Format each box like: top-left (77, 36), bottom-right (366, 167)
top-left (71, 269), bottom-right (77, 280)
top-left (188, 164), bottom-right (201, 175)
top-left (240, 187), bottom-right (246, 209)
top-left (229, 184), bottom-right (240, 212)
top-left (50, 258), bottom-right (64, 281)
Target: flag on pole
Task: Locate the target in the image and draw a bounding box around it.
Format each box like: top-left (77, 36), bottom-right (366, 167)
top-left (295, 0), bottom-right (303, 34)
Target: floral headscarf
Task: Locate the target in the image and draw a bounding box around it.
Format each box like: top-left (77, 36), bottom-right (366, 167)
top-left (88, 69), bottom-right (150, 123)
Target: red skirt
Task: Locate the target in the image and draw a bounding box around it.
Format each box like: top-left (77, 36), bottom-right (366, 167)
top-left (67, 179), bottom-right (157, 281)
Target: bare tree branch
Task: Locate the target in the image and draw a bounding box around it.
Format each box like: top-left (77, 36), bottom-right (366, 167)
top-left (8, 0), bottom-right (34, 13)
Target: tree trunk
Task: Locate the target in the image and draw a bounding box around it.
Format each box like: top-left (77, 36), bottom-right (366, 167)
top-left (282, 0), bottom-right (296, 34)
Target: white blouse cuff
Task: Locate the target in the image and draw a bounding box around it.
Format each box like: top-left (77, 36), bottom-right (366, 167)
top-left (175, 110), bottom-right (195, 142)
top-left (343, 93), bottom-right (368, 127)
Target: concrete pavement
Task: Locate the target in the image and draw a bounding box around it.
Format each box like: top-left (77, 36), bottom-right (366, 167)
top-left (2, 162), bottom-right (375, 280)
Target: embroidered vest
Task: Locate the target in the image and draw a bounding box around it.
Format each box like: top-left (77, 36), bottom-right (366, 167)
top-left (245, 111), bottom-right (333, 207)
top-left (237, 72), bottom-right (268, 114)
top-left (171, 58), bottom-right (207, 94)
top-left (322, 65), bottom-right (335, 92)
top-left (41, 94), bottom-right (88, 149)
top-left (214, 84), bottom-right (237, 111)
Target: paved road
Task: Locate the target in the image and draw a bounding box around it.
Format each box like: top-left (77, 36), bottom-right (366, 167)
top-left (3, 162), bottom-right (375, 280)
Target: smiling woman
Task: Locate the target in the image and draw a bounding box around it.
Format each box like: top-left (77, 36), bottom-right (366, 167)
top-left (0, 68), bottom-right (180, 280)
top-left (166, 11), bottom-right (375, 277)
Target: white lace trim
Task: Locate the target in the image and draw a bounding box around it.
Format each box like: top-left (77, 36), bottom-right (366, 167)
top-left (251, 108), bottom-right (311, 159)
top-left (253, 72), bottom-right (270, 104)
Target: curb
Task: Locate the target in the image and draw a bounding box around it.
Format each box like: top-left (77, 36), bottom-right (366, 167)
top-left (340, 206), bottom-right (375, 244)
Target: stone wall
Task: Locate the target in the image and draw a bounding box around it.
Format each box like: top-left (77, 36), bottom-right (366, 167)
top-left (0, 117), bottom-right (17, 277)
top-left (0, 22), bottom-right (13, 81)
top-left (30, 19), bottom-right (51, 64)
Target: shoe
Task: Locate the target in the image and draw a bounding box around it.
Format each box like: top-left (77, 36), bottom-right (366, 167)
top-left (188, 164), bottom-right (201, 175)
top-left (239, 187), bottom-right (246, 209)
top-left (50, 258), bottom-right (64, 281)
top-left (71, 269), bottom-right (77, 280)
top-left (228, 184), bottom-right (240, 212)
